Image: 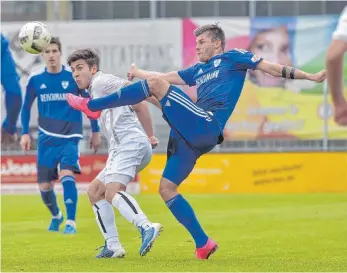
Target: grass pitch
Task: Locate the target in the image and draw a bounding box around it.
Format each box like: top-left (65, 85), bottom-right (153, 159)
top-left (1, 193), bottom-right (347, 272)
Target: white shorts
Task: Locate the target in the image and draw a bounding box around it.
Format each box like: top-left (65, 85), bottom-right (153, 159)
top-left (333, 6), bottom-right (347, 42)
top-left (96, 137), bottom-right (152, 185)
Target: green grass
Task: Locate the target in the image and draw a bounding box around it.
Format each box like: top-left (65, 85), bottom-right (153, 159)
top-left (2, 193), bottom-right (347, 272)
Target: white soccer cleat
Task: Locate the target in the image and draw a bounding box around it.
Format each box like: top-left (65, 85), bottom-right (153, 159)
top-left (139, 222), bottom-right (163, 256)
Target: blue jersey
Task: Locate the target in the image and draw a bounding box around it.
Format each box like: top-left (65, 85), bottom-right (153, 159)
top-left (178, 49), bottom-right (263, 130)
top-left (21, 65), bottom-right (99, 141)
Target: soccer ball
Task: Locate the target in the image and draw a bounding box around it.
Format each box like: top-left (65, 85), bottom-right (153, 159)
top-left (18, 21), bottom-right (51, 54)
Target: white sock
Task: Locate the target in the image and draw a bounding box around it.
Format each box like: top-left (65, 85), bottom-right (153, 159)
top-left (65, 219), bottom-right (76, 228)
top-left (93, 200), bottom-right (121, 249)
top-left (52, 210), bottom-right (62, 219)
top-left (112, 191), bottom-right (151, 231)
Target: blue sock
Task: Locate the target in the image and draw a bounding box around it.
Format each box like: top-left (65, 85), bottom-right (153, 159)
top-left (166, 194), bottom-right (208, 248)
top-left (40, 189), bottom-right (60, 217)
top-left (61, 175), bottom-right (78, 221)
top-left (88, 80), bottom-right (150, 111)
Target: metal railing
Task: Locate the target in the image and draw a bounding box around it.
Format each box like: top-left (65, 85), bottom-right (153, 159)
top-left (1, 1), bottom-right (346, 22)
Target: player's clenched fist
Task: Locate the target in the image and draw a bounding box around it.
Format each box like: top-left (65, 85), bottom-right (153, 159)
top-left (309, 69), bottom-right (328, 83)
top-left (20, 134), bottom-right (31, 151)
top-left (149, 136), bottom-right (159, 149)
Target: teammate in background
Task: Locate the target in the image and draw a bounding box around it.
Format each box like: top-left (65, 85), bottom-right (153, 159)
top-left (66, 24), bottom-right (326, 259)
top-left (1, 33), bottom-right (22, 144)
top-left (20, 37), bottom-right (102, 234)
top-left (67, 49), bottom-right (162, 258)
top-left (326, 5), bottom-right (347, 126)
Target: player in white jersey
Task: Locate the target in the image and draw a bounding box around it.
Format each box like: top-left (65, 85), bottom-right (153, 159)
top-left (67, 48), bottom-right (162, 258)
top-left (326, 5), bottom-right (347, 125)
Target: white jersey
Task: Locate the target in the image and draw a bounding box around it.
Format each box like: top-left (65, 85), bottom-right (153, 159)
top-left (89, 71), bottom-right (147, 147)
top-left (333, 6), bottom-right (347, 42)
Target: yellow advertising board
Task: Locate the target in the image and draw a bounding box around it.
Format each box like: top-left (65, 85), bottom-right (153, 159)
top-left (140, 153), bottom-right (347, 194)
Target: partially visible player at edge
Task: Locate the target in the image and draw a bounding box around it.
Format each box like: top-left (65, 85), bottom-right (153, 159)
top-left (326, 5), bottom-right (347, 126)
top-left (20, 37), bottom-right (101, 234)
top-left (1, 33), bottom-right (22, 144)
top-left (66, 24), bottom-right (327, 258)
top-left (66, 48), bottom-right (162, 258)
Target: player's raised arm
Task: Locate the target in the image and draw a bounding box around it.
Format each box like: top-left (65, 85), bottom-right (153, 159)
top-left (326, 40), bottom-right (347, 105)
top-left (255, 60), bottom-right (327, 83)
top-left (326, 6), bottom-right (347, 125)
top-left (127, 63), bottom-right (187, 86)
top-left (20, 77), bottom-right (37, 151)
top-left (1, 34), bottom-right (22, 142)
top-left (228, 48), bottom-right (327, 83)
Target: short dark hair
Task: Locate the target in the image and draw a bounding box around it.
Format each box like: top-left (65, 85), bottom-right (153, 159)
top-left (194, 23), bottom-right (226, 50)
top-left (67, 48), bottom-right (100, 70)
top-left (50, 36), bottom-right (62, 52)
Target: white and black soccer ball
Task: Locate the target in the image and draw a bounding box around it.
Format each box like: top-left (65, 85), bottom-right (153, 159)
top-left (18, 21), bottom-right (52, 54)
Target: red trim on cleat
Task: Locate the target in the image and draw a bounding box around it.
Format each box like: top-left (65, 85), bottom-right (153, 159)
top-left (195, 238), bottom-right (218, 260)
top-left (66, 93), bottom-right (101, 120)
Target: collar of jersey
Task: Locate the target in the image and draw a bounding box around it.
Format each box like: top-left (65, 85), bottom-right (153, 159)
top-left (200, 52), bottom-right (224, 65)
top-left (90, 71), bottom-right (103, 85)
top-left (45, 65), bottom-right (64, 75)
top-left (89, 71), bottom-right (103, 94)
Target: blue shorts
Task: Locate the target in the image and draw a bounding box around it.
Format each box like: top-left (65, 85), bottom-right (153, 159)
top-left (37, 138), bottom-right (81, 183)
top-left (160, 86), bottom-right (223, 185)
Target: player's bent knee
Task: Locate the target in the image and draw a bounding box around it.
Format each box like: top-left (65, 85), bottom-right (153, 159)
top-left (147, 76), bottom-right (170, 100)
top-left (105, 182), bottom-right (127, 203)
top-left (60, 169), bottom-right (75, 179)
top-left (87, 179), bottom-right (106, 205)
top-left (39, 182), bottom-right (54, 191)
top-left (158, 178), bottom-right (178, 201)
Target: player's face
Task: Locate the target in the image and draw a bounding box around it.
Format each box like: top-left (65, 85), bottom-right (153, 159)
top-left (70, 59), bottom-right (97, 89)
top-left (250, 27), bottom-right (292, 87)
top-left (42, 43), bottom-right (61, 70)
top-left (196, 32), bottom-right (221, 62)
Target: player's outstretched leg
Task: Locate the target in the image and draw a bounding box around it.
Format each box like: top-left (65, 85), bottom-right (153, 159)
top-left (66, 80), bottom-right (151, 119)
top-left (160, 146), bottom-right (218, 259)
top-left (40, 183), bottom-right (64, 232)
top-left (88, 179), bottom-right (125, 258)
top-left (66, 77), bottom-right (169, 119)
top-left (105, 182), bottom-right (163, 257)
top-left (61, 174), bottom-right (78, 234)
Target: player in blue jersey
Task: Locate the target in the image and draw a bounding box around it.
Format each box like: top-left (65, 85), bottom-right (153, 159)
top-left (66, 24), bottom-right (327, 258)
top-left (1, 33), bottom-right (22, 144)
top-left (20, 37), bottom-right (101, 234)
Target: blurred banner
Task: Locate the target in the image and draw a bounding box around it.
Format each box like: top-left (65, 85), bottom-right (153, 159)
top-left (140, 153), bottom-right (347, 194)
top-left (1, 155), bottom-right (139, 194)
top-left (2, 153), bottom-right (346, 194)
top-left (183, 16), bottom-right (347, 140)
top-left (2, 17), bottom-right (347, 139)
top-left (1, 155), bottom-right (106, 184)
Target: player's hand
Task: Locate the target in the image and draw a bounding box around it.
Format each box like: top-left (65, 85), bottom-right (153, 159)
top-left (334, 100), bottom-right (347, 126)
top-left (1, 128), bottom-right (18, 145)
top-left (309, 69), bottom-right (327, 83)
top-left (20, 134), bottom-right (31, 151)
top-left (90, 132), bottom-right (102, 153)
top-left (149, 136), bottom-right (159, 149)
top-left (127, 63), bottom-right (138, 81)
